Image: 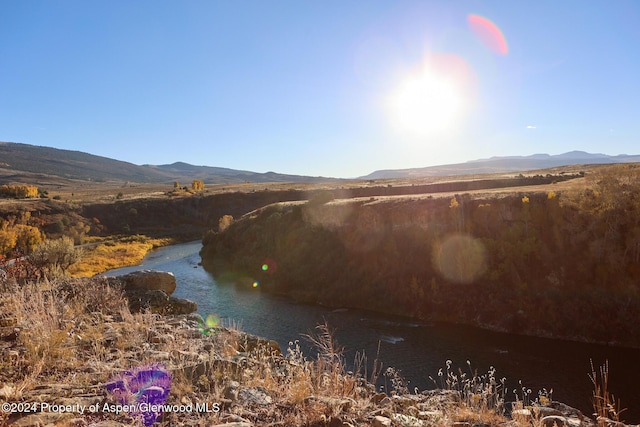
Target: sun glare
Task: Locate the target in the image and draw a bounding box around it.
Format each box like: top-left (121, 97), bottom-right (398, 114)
top-left (387, 59), bottom-right (470, 137)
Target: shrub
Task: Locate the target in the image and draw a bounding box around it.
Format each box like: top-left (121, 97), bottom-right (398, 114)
top-left (218, 215), bottom-right (234, 232)
top-left (30, 236), bottom-right (82, 277)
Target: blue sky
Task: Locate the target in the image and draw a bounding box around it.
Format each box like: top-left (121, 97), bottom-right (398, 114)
top-left (1, 1), bottom-right (639, 178)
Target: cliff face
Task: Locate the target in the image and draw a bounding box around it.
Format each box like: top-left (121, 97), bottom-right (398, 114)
top-left (201, 186), bottom-right (640, 348)
top-left (79, 173), bottom-right (580, 237)
top-left (81, 190), bottom-right (310, 237)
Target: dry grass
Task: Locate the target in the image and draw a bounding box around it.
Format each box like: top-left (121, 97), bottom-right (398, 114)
top-left (0, 277), bottom-right (153, 394)
top-left (428, 359), bottom-right (509, 425)
top-left (68, 235), bottom-right (171, 277)
top-left (590, 359), bottom-right (627, 425)
top-left (2, 274), bottom-right (621, 426)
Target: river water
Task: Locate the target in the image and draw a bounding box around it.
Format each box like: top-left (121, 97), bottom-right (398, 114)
top-left (106, 241), bottom-right (640, 421)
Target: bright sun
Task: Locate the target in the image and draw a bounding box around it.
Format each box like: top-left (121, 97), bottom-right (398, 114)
top-left (388, 65), bottom-right (467, 136)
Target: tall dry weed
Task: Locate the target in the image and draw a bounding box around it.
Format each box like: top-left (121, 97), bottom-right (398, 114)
top-left (590, 360), bottom-right (626, 424)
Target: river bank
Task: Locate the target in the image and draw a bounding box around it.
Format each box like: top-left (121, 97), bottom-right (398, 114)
top-left (2, 273), bottom-right (634, 426)
top-left (200, 186), bottom-right (640, 350)
top-left (103, 241), bottom-right (640, 422)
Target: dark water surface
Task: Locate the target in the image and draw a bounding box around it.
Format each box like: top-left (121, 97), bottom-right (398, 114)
top-left (106, 241), bottom-right (640, 422)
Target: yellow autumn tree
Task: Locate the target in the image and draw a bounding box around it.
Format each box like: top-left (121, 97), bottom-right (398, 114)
top-left (218, 215), bottom-right (234, 232)
top-left (0, 185), bottom-right (39, 199)
top-left (0, 227), bottom-right (18, 256)
top-left (14, 224), bottom-right (43, 253)
top-left (191, 179), bottom-right (205, 192)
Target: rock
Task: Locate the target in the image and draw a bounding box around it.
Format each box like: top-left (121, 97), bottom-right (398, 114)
top-left (542, 415), bottom-right (569, 426)
top-left (224, 381), bottom-right (240, 401)
top-left (547, 401), bottom-right (586, 420)
top-left (535, 406), bottom-right (564, 418)
top-left (512, 408), bottom-right (533, 422)
top-left (164, 296), bottom-right (198, 315)
top-left (119, 270), bottom-right (176, 295)
top-left (391, 413), bottom-right (424, 426)
top-left (237, 333), bottom-right (282, 356)
top-left (0, 383), bottom-right (16, 399)
top-left (391, 394), bottom-right (419, 409)
top-left (372, 415), bottom-right (392, 427)
top-left (126, 289), bottom-right (197, 315)
top-left (238, 387), bottom-right (272, 406)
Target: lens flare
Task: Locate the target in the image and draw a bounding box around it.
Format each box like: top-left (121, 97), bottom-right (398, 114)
top-left (303, 202), bottom-right (354, 229)
top-left (432, 233), bottom-right (487, 284)
top-left (105, 364), bottom-right (171, 427)
top-left (252, 281), bottom-right (259, 288)
top-left (196, 314), bottom-right (219, 336)
top-left (205, 313), bottom-right (220, 328)
top-left (467, 14), bottom-right (508, 55)
top-left (261, 258), bottom-right (278, 274)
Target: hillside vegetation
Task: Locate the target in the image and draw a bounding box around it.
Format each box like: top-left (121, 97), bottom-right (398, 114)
top-left (201, 164), bottom-right (640, 348)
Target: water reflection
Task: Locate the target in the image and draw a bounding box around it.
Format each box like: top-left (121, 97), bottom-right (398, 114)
top-left (106, 241), bottom-right (640, 422)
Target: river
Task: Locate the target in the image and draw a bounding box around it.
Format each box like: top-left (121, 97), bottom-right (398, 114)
top-left (106, 241), bottom-right (640, 421)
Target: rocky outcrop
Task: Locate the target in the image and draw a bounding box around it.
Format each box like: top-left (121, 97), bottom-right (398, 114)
top-left (107, 270), bottom-right (197, 315)
top-left (119, 270), bottom-right (177, 295)
top-left (125, 288), bottom-right (197, 315)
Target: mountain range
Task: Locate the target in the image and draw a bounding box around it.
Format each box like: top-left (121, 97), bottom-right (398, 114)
top-left (360, 151), bottom-right (640, 179)
top-left (0, 142), bottom-right (336, 184)
top-left (1, 141), bottom-right (639, 184)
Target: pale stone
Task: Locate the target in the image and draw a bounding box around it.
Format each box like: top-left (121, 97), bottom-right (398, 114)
top-left (392, 412), bottom-right (425, 427)
top-left (372, 415), bottom-right (392, 427)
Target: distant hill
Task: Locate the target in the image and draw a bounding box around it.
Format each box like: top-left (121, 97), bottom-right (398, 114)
top-left (0, 142), bottom-right (337, 184)
top-left (361, 151), bottom-right (640, 179)
top-left (3, 142), bottom-right (639, 185)
top-left (147, 162), bottom-right (335, 184)
top-left (0, 141), bottom-right (166, 182)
